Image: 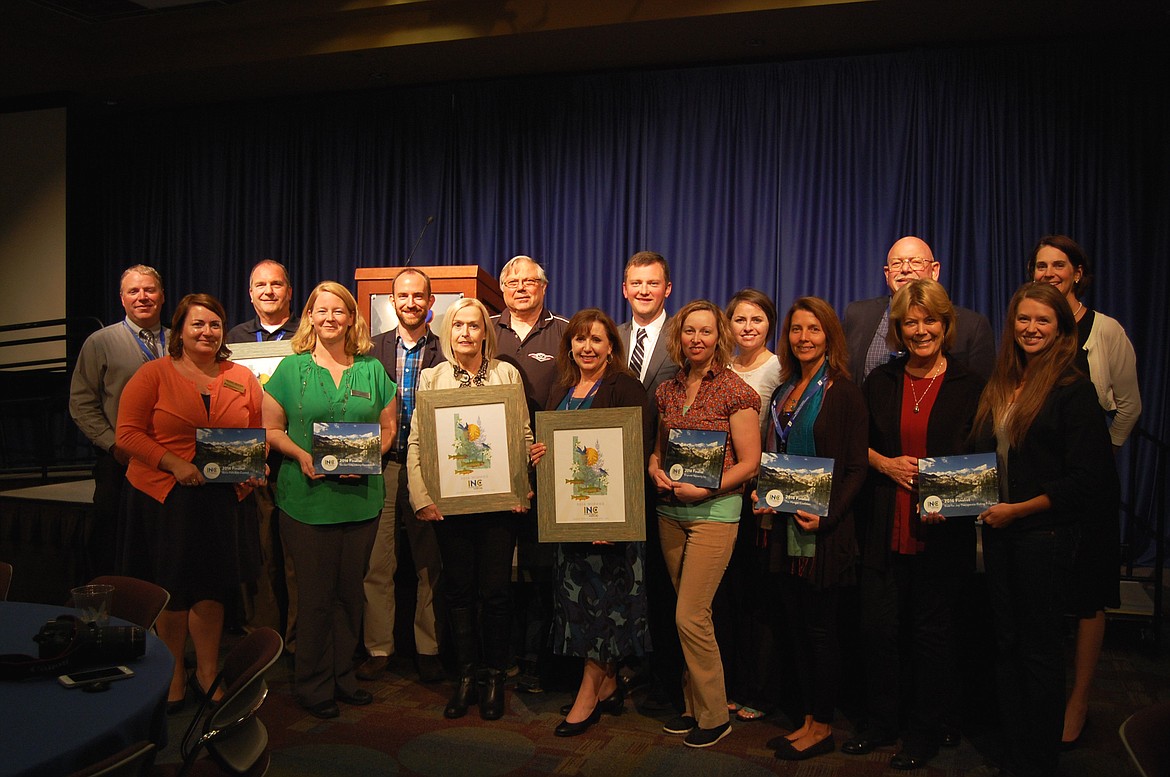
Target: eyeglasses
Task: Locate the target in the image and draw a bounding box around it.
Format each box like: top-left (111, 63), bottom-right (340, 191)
top-left (886, 257), bottom-right (933, 272)
top-left (502, 278), bottom-right (544, 290)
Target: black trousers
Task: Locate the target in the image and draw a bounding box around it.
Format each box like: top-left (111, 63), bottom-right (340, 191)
top-left (983, 526), bottom-right (1075, 777)
top-left (778, 572), bottom-right (841, 725)
top-left (434, 512), bottom-right (517, 669)
top-left (859, 553), bottom-right (960, 751)
top-left (279, 512), bottom-right (378, 708)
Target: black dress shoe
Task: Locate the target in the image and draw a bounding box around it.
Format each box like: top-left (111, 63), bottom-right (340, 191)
top-left (336, 688), bottom-right (373, 706)
top-left (842, 731), bottom-right (897, 755)
top-left (166, 696), bottom-right (187, 715)
top-left (775, 733), bottom-right (835, 761)
top-left (305, 700), bottom-right (340, 719)
top-left (891, 750), bottom-right (933, 770)
top-left (554, 707), bottom-right (601, 737)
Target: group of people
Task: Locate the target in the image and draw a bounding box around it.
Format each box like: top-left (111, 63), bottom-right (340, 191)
top-left (67, 234), bottom-right (1139, 777)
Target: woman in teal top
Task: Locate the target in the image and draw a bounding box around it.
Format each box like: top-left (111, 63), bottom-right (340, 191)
top-left (263, 281), bottom-right (397, 719)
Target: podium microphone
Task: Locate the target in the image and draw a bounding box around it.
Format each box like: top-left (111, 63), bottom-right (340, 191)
top-left (404, 215), bottom-right (435, 266)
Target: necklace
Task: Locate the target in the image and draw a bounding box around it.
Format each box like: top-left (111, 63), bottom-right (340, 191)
top-left (1073, 301), bottom-right (1085, 320)
top-left (453, 359), bottom-right (489, 387)
top-left (907, 358), bottom-right (945, 414)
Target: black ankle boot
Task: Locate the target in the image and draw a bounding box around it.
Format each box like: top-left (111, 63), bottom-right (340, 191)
top-left (444, 665), bottom-right (478, 719)
top-left (479, 668), bottom-right (505, 720)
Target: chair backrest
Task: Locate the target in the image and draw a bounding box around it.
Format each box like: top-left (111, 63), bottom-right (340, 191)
top-left (178, 628), bottom-right (283, 776)
top-left (0, 560), bottom-right (12, 601)
top-left (1120, 700), bottom-right (1170, 777)
top-left (67, 741), bottom-right (156, 777)
top-left (87, 575), bottom-right (170, 630)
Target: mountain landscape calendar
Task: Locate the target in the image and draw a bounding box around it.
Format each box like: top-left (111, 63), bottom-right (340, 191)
top-left (918, 452), bottom-right (998, 517)
top-left (312, 422), bottom-right (382, 475)
top-left (663, 428), bottom-right (728, 489)
top-left (194, 428), bottom-right (266, 483)
top-left (755, 452), bottom-right (835, 515)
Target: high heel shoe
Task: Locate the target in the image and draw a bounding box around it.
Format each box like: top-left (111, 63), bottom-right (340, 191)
top-left (555, 706), bottom-right (602, 737)
top-left (188, 672), bottom-right (220, 709)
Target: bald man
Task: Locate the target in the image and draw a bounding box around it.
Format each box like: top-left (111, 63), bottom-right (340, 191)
top-left (843, 236), bottom-right (994, 383)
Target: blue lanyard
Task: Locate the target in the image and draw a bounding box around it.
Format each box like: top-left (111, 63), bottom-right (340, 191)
top-left (769, 362), bottom-right (827, 452)
top-left (123, 321), bottom-right (164, 361)
top-left (255, 330), bottom-right (286, 342)
top-left (564, 379), bottom-right (601, 410)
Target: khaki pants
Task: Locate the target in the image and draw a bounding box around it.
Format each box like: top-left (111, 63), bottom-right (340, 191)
top-left (658, 516), bottom-right (738, 729)
top-left (362, 459), bottom-right (442, 657)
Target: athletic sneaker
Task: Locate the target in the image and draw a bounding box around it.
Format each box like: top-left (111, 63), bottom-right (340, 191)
top-left (662, 715), bottom-right (698, 734)
top-left (685, 721), bottom-right (732, 748)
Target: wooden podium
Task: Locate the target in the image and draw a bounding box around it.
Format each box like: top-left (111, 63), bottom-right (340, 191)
top-left (355, 265), bottom-right (503, 336)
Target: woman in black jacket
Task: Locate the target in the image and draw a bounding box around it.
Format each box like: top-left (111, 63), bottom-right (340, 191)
top-left (971, 282), bottom-right (1118, 777)
top-left (533, 309), bottom-right (654, 737)
top-left (846, 280), bottom-right (985, 770)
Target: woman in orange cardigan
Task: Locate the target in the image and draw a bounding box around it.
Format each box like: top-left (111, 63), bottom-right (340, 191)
top-left (117, 293), bottom-right (264, 713)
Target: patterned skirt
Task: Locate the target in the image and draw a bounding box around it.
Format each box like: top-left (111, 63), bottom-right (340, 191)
top-left (551, 540), bottom-right (651, 662)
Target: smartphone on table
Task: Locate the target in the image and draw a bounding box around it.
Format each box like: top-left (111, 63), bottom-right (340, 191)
top-left (58, 665), bottom-right (135, 688)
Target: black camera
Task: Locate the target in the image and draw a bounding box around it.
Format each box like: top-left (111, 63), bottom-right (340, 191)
top-left (34, 616), bottom-right (146, 666)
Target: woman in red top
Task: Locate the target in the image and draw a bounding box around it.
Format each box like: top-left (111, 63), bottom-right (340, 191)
top-left (117, 293), bottom-right (264, 713)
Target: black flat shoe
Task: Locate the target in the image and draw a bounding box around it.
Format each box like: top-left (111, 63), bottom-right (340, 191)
top-left (775, 734), bottom-right (835, 761)
top-left (842, 730), bottom-right (897, 755)
top-left (336, 688), bottom-right (373, 706)
top-left (559, 685), bottom-right (626, 716)
top-left (554, 707), bottom-right (601, 737)
top-left (305, 700), bottom-right (340, 719)
top-left (166, 696), bottom-right (187, 715)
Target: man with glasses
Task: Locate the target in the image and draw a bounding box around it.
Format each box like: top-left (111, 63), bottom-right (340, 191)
top-left (844, 236), bottom-right (994, 382)
top-left (492, 255), bottom-right (568, 693)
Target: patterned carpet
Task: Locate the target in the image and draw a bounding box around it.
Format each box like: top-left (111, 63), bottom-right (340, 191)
top-left (159, 620), bottom-right (1166, 777)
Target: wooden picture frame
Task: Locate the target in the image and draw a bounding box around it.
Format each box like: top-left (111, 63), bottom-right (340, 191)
top-left (415, 383), bottom-right (530, 516)
top-left (535, 406), bottom-right (645, 542)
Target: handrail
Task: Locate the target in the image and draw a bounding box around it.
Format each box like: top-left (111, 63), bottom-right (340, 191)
top-left (1121, 426), bottom-right (1166, 646)
top-left (0, 316), bottom-right (104, 477)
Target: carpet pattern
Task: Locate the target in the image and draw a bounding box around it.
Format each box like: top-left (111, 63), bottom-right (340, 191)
top-left (160, 630), bottom-right (1164, 777)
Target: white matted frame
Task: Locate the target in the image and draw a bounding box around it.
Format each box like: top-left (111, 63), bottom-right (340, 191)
top-left (415, 383), bottom-right (530, 516)
top-left (535, 406), bottom-right (645, 542)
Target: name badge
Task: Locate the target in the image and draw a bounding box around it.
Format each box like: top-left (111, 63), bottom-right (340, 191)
top-left (351, 389), bottom-right (371, 399)
top-left (224, 379), bottom-right (246, 394)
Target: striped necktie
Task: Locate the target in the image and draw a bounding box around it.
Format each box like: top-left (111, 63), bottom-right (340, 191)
top-left (138, 328), bottom-right (160, 358)
top-left (629, 327), bottom-right (647, 377)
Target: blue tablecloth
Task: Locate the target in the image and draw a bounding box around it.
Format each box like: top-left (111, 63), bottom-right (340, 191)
top-left (0, 601), bottom-right (173, 777)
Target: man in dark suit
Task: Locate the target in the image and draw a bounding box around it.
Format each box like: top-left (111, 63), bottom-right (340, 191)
top-left (226, 259), bottom-right (299, 650)
top-left (618, 251), bottom-right (677, 404)
top-left (358, 268), bottom-right (446, 683)
top-left (617, 250), bottom-right (685, 713)
top-left (844, 236), bottom-right (995, 383)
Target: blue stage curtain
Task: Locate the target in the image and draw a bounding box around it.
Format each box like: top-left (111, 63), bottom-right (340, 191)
top-left (72, 41), bottom-right (1168, 455)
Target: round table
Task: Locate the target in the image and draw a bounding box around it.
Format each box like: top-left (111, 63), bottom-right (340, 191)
top-left (0, 601), bottom-right (173, 777)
